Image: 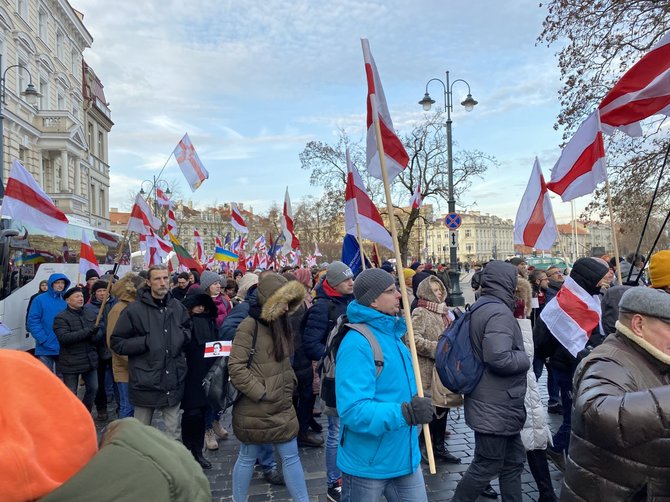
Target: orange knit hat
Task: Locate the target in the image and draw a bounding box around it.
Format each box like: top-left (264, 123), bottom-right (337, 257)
top-left (0, 350), bottom-right (98, 501)
top-left (650, 250), bottom-right (670, 289)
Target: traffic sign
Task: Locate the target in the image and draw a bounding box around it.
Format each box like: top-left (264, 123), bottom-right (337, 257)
top-left (449, 230), bottom-right (458, 248)
top-left (444, 213), bottom-right (462, 229)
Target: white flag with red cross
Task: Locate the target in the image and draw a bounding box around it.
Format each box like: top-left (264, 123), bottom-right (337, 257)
top-left (173, 133), bottom-right (209, 191)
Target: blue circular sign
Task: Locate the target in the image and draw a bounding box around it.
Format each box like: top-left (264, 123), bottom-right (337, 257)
top-left (444, 213), bottom-right (462, 229)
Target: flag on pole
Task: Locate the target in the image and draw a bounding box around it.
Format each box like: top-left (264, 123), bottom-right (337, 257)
top-left (156, 188), bottom-right (173, 208)
top-left (514, 158), bottom-right (558, 251)
top-left (342, 233), bottom-right (370, 276)
top-left (173, 133), bottom-right (209, 191)
top-left (546, 110), bottom-right (607, 202)
top-left (194, 229), bottom-right (205, 263)
top-left (1, 159), bottom-right (69, 237)
top-left (362, 39), bottom-right (409, 181)
top-left (281, 187), bottom-right (300, 253)
top-left (231, 236), bottom-right (241, 254)
top-left (344, 149), bottom-right (394, 251)
top-left (599, 30), bottom-right (670, 137)
top-left (79, 229), bottom-right (100, 277)
top-left (214, 246), bottom-right (239, 263)
top-left (127, 193), bottom-right (160, 235)
top-left (410, 182), bottom-right (422, 209)
top-left (254, 235), bottom-right (267, 253)
top-left (168, 232), bottom-right (202, 272)
top-left (230, 202), bottom-right (248, 234)
top-left (314, 242), bottom-right (322, 257)
top-left (166, 209), bottom-right (177, 234)
top-left (540, 276), bottom-right (602, 357)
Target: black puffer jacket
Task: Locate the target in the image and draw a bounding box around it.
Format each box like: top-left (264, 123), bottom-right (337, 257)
top-left (302, 282), bottom-right (352, 361)
top-left (54, 306), bottom-right (101, 374)
top-left (562, 326), bottom-right (670, 501)
top-left (464, 260), bottom-right (530, 435)
top-left (110, 287), bottom-right (191, 408)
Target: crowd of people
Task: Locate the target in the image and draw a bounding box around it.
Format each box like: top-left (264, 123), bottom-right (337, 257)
top-left (2, 249), bottom-right (669, 501)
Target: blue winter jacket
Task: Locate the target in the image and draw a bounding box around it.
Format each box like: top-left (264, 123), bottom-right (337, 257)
top-left (335, 300), bottom-right (420, 479)
top-left (303, 283), bottom-right (352, 361)
top-left (219, 287), bottom-right (257, 341)
top-left (27, 273), bottom-right (71, 356)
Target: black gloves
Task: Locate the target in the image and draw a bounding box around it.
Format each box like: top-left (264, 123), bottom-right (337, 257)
top-left (401, 395), bottom-right (433, 426)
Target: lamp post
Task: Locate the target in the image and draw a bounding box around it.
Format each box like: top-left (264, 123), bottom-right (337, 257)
top-left (0, 55), bottom-right (41, 198)
top-left (419, 71), bottom-right (478, 306)
top-left (139, 175), bottom-right (171, 215)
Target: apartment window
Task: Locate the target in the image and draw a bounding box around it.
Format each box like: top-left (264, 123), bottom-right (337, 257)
top-left (97, 132), bottom-right (104, 158)
top-left (17, 0), bottom-right (28, 19)
top-left (17, 55), bottom-right (28, 100)
top-left (18, 146), bottom-right (27, 163)
top-left (99, 188), bottom-right (105, 216)
top-left (71, 50), bottom-right (78, 76)
top-left (38, 9), bottom-right (48, 39)
top-left (57, 90), bottom-right (65, 110)
top-left (39, 77), bottom-right (49, 109)
top-left (465, 229), bottom-right (471, 238)
top-left (56, 30), bottom-right (64, 60)
top-left (87, 123), bottom-right (94, 152)
top-left (90, 183), bottom-right (96, 214)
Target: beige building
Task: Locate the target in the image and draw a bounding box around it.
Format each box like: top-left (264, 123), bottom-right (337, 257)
top-left (0, 1), bottom-right (111, 228)
top-left (427, 210), bottom-right (514, 264)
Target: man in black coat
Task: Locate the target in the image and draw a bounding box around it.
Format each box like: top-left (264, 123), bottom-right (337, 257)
top-left (54, 287), bottom-right (101, 411)
top-left (111, 266), bottom-right (191, 440)
top-left (452, 260), bottom-right (531, 502)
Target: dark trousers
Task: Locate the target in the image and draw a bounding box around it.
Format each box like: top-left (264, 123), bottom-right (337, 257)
top-left (62, 369), bottom-right (98, 411)
top-left (428, 406), bottom-right (449, 448)
top-left (532, 357), bottom-right (560, 405)
top-left (94, 357), bottom-right (111, 412)
top-left (293, 367), bottom-right (315, 434)
top-left (552, 368), bottom-right (574, 452)
top-left (182, 406), bottom-right (207, 455)
top-left (452, 432), bottom-right (525, 502)
top-left (526, 449), bottom-right (557, 502)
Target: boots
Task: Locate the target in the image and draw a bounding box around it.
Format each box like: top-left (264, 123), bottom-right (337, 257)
top-left (434, 443), bottom-right (461, 464)
top-left (191, 450), bottom-right (212, 470)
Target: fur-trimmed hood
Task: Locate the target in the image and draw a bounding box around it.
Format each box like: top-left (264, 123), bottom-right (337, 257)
top-left (416, 275), bottom-right (446, 303)
top-left (111, 273), bottom-right (144, 303)
top-left (515, 277), bottom-right (533, 317)
top-left (259, 278), bottom-right (307, 323)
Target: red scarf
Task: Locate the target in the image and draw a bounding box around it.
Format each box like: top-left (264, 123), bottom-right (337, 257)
top-left (417, 299), bottom-right (452, 328)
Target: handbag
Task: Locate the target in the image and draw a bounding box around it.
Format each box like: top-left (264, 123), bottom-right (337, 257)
top-left (202, 320), bottom-right (258, 412)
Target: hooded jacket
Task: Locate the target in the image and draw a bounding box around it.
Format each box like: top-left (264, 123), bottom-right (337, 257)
top-left (302, 280), bottom-right (353, 361)
top-left (110, 287), bottom-right (191, 408)
top-left (465, 260), bottom-right (530, 435)
top-left (27, 273), bottom-right (71, 356)
top-left (105, 275), bottom-right (143, 383)
top-left (336, 300), bottom-right (420, 480)
top-left (562, 324), bottom-right (670, 501)
top-left (229, 276), bottom-right (304, 444)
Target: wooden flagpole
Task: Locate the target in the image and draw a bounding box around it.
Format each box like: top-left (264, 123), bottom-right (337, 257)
top-left (368, 85), bottom-right (436, 474)
top-left (605, 179), bottom-right (623, 284)
top-left (95, 227), bottom-right (131, 326)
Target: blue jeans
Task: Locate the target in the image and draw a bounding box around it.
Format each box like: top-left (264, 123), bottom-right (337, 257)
top-left (257, 443), bottom-right (277, 472)
top-left (233, 439), bottom-right (308, 502)
top-left (552, 368), bottom-right (574, 452)
top-left (326, 415), bottom-right (341, 485)
top-left (38, 355), bottom-right (57, 373)
top-left (62, 370), bottom-right (98, 411)
top-left (116, 382), bottom-right (134, 418)
top-left (341, 467), bottom-right (427, 502)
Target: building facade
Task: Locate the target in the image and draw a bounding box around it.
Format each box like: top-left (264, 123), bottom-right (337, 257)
top-left (0, 1), bottom-right (111, 228)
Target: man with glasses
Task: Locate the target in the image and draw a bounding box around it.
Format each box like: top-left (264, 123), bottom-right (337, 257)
top-left (544, 266), bottom-right (564, 303)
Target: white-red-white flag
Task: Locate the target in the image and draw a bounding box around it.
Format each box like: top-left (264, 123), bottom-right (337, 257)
top-left (230, 202), bottom-right (248, 234)
top-left (281, 187), bottom-right (300, 253)
top-left (410, 182), bottom-right (422, 209)
top-left (547, 110), bottom-right (607, 202)
top-left (514, 158), bottom-right (558, 251)
top-left (361, 39), bottom-right (409, 181)
top-left (156, 188), bottom-right (173, 208)
top-left (344, 149), bottom-right (394, 251)
top-left (173, 133), bottom-right (209, 191)
top-left (1, 159), bottom-right (69, 237)
top-left (540, 275), bottom-right (602, 357)
top-left (79, 229), bottom-right (100, 277)
top-left (314, 242), bottom-right (322, 257)
top-left (194, 229), bottom-right (205, 263)
top-left (599, 30), bottom-right (670, 137)
top-left (166, 209), bottom-right (177, 235)
top-left (127, 193), bottom-right (160, 235)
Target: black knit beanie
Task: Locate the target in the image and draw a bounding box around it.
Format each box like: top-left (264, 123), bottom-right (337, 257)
top-left (570, 257), bottom-right (609, 295)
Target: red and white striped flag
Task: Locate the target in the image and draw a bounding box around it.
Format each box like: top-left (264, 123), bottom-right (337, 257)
top-left (281, 187), bottom-right (300, 253)
top-left (314, 242), bottom-right (322, 257)
top-left (599, 30), bottom-right (670, 137)
top-left (230, 202), bottom-right (248, 234)
top-left (174, 133), bottom-right (209, 191)
top-left (166, 209), bottom-right (177, 235)
top-left (79, 229), bottom-right (100, 277)
top-left (540, 276), bottom-right (602, 357)
top-left (194, 229), bottom-right (205, 263)
top-left (546, 110), bottom-right (606, 202)
top-left (156, 187), bottom-right (173, 208)
top-left (1, 159), bottom-right (69, 237)
top-left (362, 39), bottom-right (409, 181)
top-left (344, 149), bottom-right (394, 251)
top-left (514, 158), bottom-right (558, 251)
top-left (410, 182), bottom-right (422, 209)
top-left (127, 193), bottom-right (160, 235)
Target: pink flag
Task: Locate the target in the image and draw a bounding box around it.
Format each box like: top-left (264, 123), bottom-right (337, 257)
top-left (79, 229), bottom-right (100, 277)
top-left (230, 202), bottom-right (248, 234)
top-left (410, 183), bottom-right (422, 209)
top-left (514, 158), bottom-right (558, 251)
top-left (1, 160), bottom-right (69, 237)
top-left (127, 194), bottom-right (160, 235)
top-left (599, 31), bottom-right (670, 137)
top-left (344, 149), bottom-right (394, 251)
top-left (194, 229), bottom-right (205, 263)
top-left (547, 110), bottom-right (606, 202)
top-left (173, 133), bottom-right (209, 191)
top-left (361, 39), bottom-right (409, 181)
top-left (540, 276), bottom-right (602, 356)
top-left (281, 188), bottom-right (300, 253)
top-left (156, 188), bottom-right (173, 208)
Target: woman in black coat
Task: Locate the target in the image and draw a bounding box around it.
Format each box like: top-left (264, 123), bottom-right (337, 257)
top-left (181, 287), bottom-right (218, 470)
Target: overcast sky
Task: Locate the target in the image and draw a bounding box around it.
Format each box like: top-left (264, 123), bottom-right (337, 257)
top-left (74, 0), bottom-right (589, 223)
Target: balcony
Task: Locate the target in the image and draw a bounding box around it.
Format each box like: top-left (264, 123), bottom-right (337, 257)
top-left (35, 110), bottom-right (82, 134)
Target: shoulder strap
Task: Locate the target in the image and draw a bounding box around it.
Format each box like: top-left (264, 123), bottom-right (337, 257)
top-left (246, 320), bottom-right (259, 368)
top-left (345, 323), bottom-right (384, 378)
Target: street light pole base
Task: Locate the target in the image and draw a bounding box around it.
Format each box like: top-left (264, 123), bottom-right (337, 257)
top-left (449, 269), bottom-right (464, 307)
